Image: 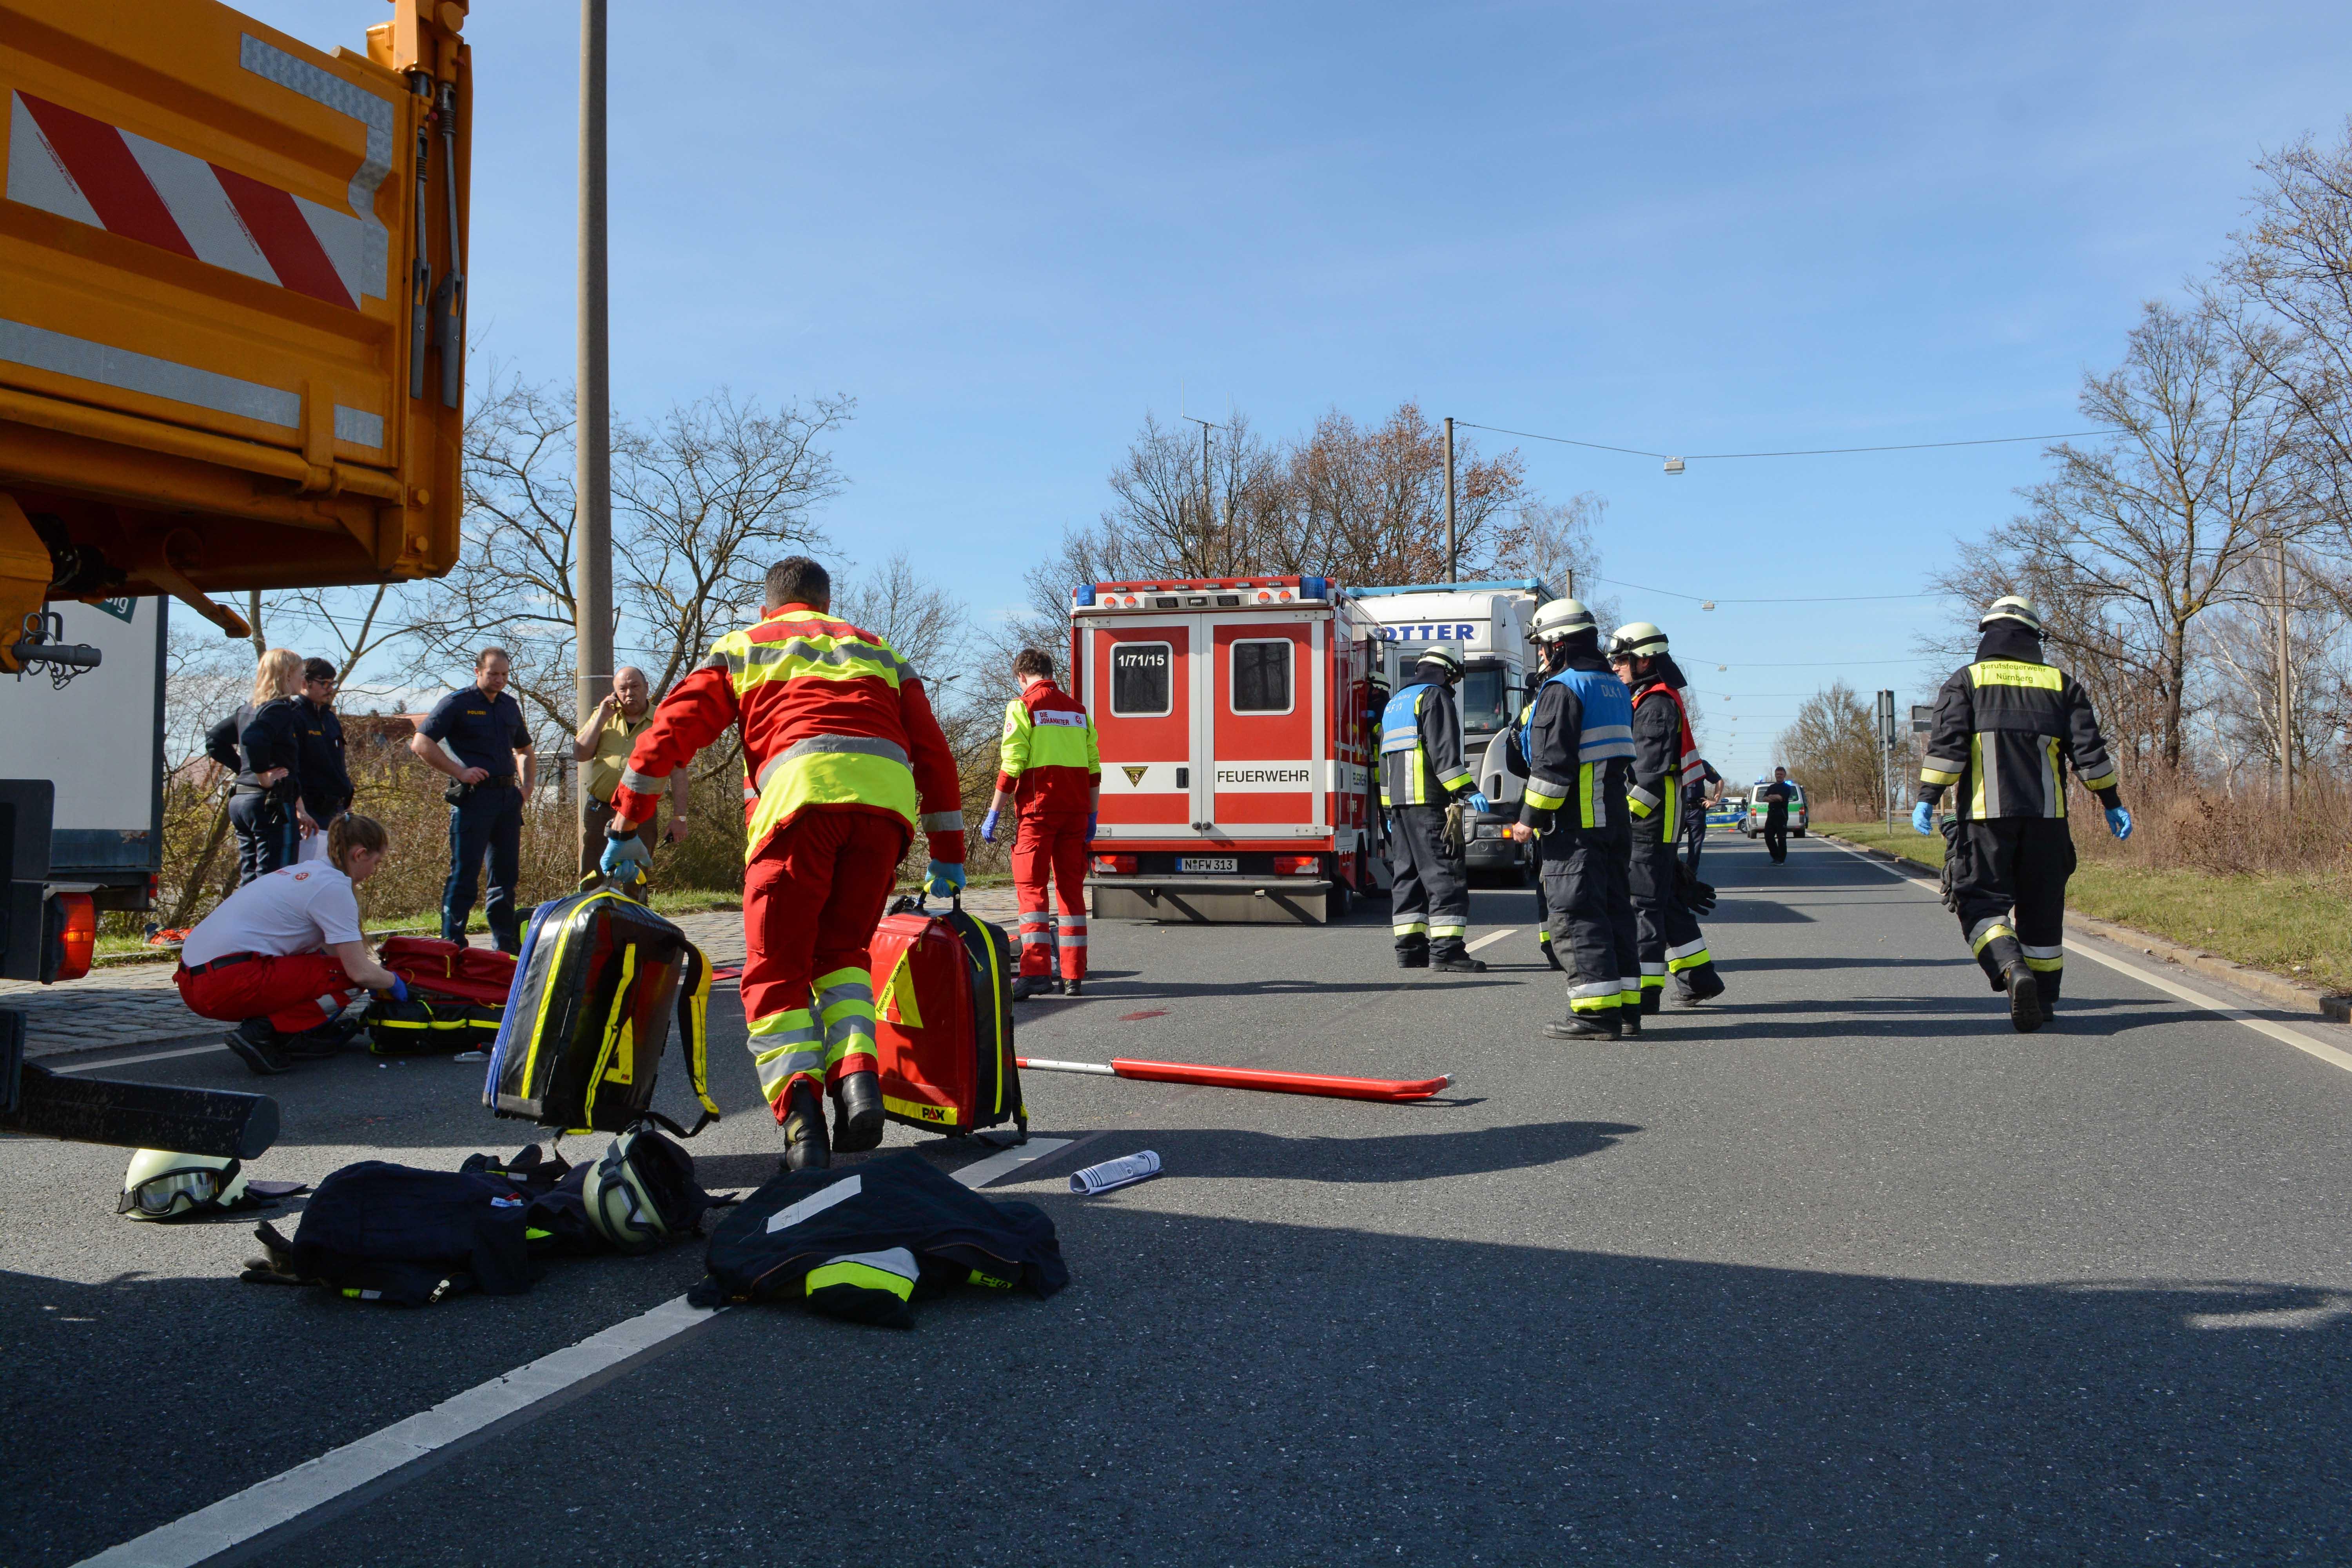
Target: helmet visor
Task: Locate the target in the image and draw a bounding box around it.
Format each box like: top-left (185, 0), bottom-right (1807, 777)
top-left (120, 1166), bottom-right (231, 1218)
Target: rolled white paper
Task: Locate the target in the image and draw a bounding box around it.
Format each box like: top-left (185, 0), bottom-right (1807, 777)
top-left (1069, 1149), bottom-right (1161, 1195)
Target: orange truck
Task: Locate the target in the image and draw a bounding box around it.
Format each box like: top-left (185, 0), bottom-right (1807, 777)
top-left (0, 0), bottom-right (472, 1158)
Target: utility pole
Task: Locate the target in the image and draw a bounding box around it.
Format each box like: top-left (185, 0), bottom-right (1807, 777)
top-left (2277, 533), bottom-right (2293, 812)
top-left (574, 0), bottom-right (612, 844)
top-left (1443, 416), bottom-right (1457, 584)
top-left (1183, 414), bottom-right (1213, 562)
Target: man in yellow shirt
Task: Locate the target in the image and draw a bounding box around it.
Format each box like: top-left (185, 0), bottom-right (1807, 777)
top-left (573, 665), bottom-right (686, 888)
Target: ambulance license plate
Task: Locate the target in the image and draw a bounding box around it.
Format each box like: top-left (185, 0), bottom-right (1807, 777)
top-left (1179, 857), bottom-right (1238, 873)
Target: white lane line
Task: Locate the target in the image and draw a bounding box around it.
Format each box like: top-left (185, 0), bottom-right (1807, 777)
top-left (1818, 834), bottom-right (2352, 1077)
top-left (50, 1044), bottom-right (225, 1074)
top-left (72, 1140), bottom-right (1070, 1568)
top-left (1464, 928), bottom-right (1517, 953)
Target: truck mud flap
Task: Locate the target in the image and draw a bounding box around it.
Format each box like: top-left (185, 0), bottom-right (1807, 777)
top-left (0, 1014), bottom-right (276, 1159)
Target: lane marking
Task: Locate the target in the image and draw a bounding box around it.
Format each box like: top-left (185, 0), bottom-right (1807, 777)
top-left (50, 1044), bottom-right (225, 1074)
top-left (72, 1139), bottom-right (1072, 1568)
top-left (1464, 928), bottom-right (1516, 953)
top-left (1817, 834), bottom-right (2352, 1077)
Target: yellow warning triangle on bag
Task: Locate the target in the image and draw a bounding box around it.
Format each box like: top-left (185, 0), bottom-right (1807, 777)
top-left (877, 947), bottom-right (923, 1029)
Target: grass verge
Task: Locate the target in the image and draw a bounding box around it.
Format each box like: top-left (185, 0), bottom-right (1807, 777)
top-left (1818, 820), bottom-right (2352, 993)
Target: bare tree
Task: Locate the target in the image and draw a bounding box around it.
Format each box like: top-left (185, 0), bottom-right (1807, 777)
top-left (1778, 682), bottom-right (1883, 807)
top-left (1288, 402), bottom-right (1526, 585)
top-left (1097, 412), bottom-right (1291, 580)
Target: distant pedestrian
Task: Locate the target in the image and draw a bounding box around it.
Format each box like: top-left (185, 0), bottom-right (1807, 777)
top-left (1757, 767), bottom-right (1795, 864)
top-left (293, 657), bottom-right (352, 865)
top-left (205, 648), bottom-right (311, 886)
top-left (572, 665), bottom-right (687, 892)
top-left (409, 647), bottom-right (536, 952)
top-left (982, 648), bottom-right (1101, 1000)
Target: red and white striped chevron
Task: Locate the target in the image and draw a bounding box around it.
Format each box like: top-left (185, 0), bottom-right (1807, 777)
top-left (6, 89), bottom-right (367, 311)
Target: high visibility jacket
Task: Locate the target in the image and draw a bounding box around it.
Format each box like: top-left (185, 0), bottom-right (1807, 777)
top-left (996, 679), bottom-right (1099, 818)
top-left (1377, 682), bottom-right (1472, 808)
top-left (1918, 657), bottom-right (2119, 820)
top-left (1626, 679), bottom-right (1705, 843)
top-left (610, 604), bottom-right (966, 863)
top-left (1516, 659), bottom-right (1635, 831)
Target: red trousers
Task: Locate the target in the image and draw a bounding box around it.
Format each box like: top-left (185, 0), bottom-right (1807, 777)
top-left (740, 809), bottom-right (906, 1120)
top-left (174, 953), bottom-right (357, 1034)
top-left (1013, 811), bottom-right (1089, 981)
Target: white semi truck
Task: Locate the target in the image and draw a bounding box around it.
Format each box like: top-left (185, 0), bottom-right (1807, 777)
top-left (1352, 579), bottom-right (1550, 884)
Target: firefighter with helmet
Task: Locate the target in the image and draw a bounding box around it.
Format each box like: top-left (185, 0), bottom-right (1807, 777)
top-left (1913, 595), bottom-right (2128, 1031)
top-left (1610, 621), bottom-right (1727, 1010)
top-left (1506, 599), bottom-right (1644, 1038)
top-left (1379, 645), bottom-right (1492, 971)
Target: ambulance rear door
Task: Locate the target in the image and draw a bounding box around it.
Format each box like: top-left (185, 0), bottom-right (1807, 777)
top-left (1202, 607), bottom-right (1325, 846)
top-left (1083, 613), bottom-right (1196, 840)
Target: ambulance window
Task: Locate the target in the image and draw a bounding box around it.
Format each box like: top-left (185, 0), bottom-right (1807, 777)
top-left (1231, 639), bottom-right (1293, 715)
top-left (1111, 642), bottom-right (1172, 716)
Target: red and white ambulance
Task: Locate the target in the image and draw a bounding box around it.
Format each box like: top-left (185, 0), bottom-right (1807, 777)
top-left (1072, 575), bottom-right (1384, 923)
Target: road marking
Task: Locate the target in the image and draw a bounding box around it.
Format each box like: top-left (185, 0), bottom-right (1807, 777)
top-left (72, 1139), bottom-right (1073, 1568)
top-left (50, 1043), bottom-right (225, 1074)
top-left (1464, 928), bottom-right (1516, 953)
top-left (1817, 834), bottom-right (2352, 1078)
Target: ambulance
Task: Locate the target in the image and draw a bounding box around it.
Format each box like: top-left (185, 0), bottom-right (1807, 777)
top-left (1073, 575), bottom-right (1384, 924)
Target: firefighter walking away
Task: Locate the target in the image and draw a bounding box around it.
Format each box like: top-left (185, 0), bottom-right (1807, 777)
top-left (1380, 646), bottom-right (1493, 973)
top-left (1912, 595), bottom-right (2129, 1032)
top-left (605, 557), bottom-right (968, 1168)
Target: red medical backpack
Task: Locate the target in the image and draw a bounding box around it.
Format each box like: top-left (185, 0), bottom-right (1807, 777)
top-left (869, 896), bottom-right (1025, 1141)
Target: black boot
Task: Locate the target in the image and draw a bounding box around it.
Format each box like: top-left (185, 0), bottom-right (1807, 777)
top-left (1430, 941), bottom-right (1486, 974)
top-left (282, 1017), bottom-right (361, 1058)
top-left (1011, 975), bottom-right (1056, 1001)
top-left (1539, 937), bottom-right (1563, 972)
top-left (1672, 963), bottom-right (1726, 1004)
top-left (2005, 960), bottom-right (2044, 1033)
top-left (222, 1018), bottom-right (291, 1076)
top-left (1396, 942), bottom-right (1430, 969)
top-left (1619, 1005), bottom-right (1642, 1037)
top-left (831, 1069), bottom-right (884, 1153)
top-left (1545, 1011), bottom-right (1622, 1040)
top-left (2034, 971), bottom-right (2060, 1017)
top-left (1064, 977), bottom-right (1083, 997)
top-left (780, 1080), bottom-right (831, 1171)
top-left (1640, 988), bottom-right (1662, 1015)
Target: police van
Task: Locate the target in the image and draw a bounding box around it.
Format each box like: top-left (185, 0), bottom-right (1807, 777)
top-left (1075, 575), bottom-right (1383, 923)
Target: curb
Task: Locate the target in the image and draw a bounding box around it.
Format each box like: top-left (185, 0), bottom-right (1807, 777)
top-left (1815, 830), bottom-right (2348, 1023)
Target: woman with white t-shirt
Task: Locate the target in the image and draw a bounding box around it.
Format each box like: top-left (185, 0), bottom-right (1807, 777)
top-left (174, 815), bottom-right (408, 1075)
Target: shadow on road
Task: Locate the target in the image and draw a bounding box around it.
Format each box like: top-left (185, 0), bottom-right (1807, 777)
top-left (991, 1119), bottom-right (1641, 1187)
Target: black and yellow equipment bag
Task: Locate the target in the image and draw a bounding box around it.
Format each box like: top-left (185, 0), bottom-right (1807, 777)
top-left (364, 995), bottom-right (503, 1056)
top-left (482, 883), bottom-right (719, 1136)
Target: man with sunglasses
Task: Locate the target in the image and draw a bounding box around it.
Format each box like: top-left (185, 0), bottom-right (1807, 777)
top-left (294, 658), bottom-right (353, 864)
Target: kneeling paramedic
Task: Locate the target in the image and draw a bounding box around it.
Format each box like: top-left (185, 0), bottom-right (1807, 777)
top-left (1508, 600), bottom-right (1643, 1039)
top-left (1380, 647), bottom-right (1491, 972)
top-left (603, 556), bottom-right (967, 1170)
top-left (981, 647), bottom-right (1100, 1000)
top-left (1610, 622), bottom-right (1725, 1009)
top-left (174, 815), bottom-right (407, 1075)
top-left (1913, 595), bottom-right (2127, 1033)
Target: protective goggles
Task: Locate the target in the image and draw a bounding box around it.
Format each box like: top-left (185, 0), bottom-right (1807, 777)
top-left (118, 1160), bottom-right (241, 1219)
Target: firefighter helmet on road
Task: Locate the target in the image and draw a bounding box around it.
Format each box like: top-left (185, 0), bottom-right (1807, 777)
top-left (1611, 622), bottom-right (1670, 660)
top-left (1529, 599), bottom-right (1597, 644)
top-left (118, 1150), bottom-right (246, 1220)
top-left (1979, 595), bottom-right (2042, 634)
top-left (1413, 646), bottom-right (1465, 682)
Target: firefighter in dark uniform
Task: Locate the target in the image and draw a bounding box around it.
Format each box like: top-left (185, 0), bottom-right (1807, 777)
top-left (1379, 646), bottom-right (1491, 972)
top-left (409, 647), bottom-right (537, 953)
top-left (1508, 599), bottom-right (1643, 1038)
top-left (295, 657), bottom-right (353, 847)
top-left (1913, 595), bottom-right (2129, 1032)
top-left (1610, 622), bottom-right (1726, 1010)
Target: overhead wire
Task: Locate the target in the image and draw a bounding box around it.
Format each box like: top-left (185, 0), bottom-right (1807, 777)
top-left (1455, 421), bottom-right (2117, 462)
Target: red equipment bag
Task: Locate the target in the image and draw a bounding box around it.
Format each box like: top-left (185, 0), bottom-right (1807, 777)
top-left (380, 936), bottom-right (519, 1008)
top-left (870, 895), bottom-right (1025, 1142)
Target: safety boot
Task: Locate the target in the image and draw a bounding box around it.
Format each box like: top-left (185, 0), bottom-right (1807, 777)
top-left (2033, 971), bottom-right (2061, 1016)
top-left (1395, 942), bottom-right (1430, 969)
top-left (1430, 942), bottom-right (1486, 974)
top-left (2005, 961), bottom-right (2044, 1033)
top-left (222, 1018), bottom-right (292, 1076)
top-left (1640, 988), bottom-right (1663, 1015)
top-left (1011, 975), bottom-right (1056, 1001)
top-left (1673, 964), bottom-right (1726, 1005)
top-left (282, 1017), bottom-right (362, 1058)
top-left (1064, 977), bottom-right (1083, 997)
top-left (1539, 936), bottom-right (1563, 972)
top-left (780, 1080), bottom-right (831, 1171)
top-left (831, 1069), bottom-right (884, 1153)
top-left (1544, 1011), bottom-right (1622, 1041)
top-left (1619, 1006), bottom-right (1642, 1038)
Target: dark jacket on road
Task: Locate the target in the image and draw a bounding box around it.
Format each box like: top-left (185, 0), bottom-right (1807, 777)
top-left (1918, 626), bottom-right (2119, 820)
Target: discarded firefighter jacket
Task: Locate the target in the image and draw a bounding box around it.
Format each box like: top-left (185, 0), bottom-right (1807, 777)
top-left (693, 1150), bottom-right (1067, 1328)
top-left (1517, 660), bottom-right (1635, 832)
top-left (245, 1159), bottom-right (547, 1305)
top-left (1377, 682), bottom-right (1473, 808)
top-left (1918, 632), bottom-right (2119, 820)
top-left (1626, 663), bottom-right (1704, 843)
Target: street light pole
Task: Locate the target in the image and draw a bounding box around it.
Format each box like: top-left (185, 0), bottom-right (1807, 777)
top-left (1443, 416), bottom-right (1457, 584)
top-left (2277, 533), bottom-right (2293, 812)
top-left (1182, 414), bottom-right (1213, 563)
top-left (574, 0), bottom-right (612, 848)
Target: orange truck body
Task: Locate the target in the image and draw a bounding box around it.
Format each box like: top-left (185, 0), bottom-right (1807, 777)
top-left (0, 0), bottom-right (471, 661)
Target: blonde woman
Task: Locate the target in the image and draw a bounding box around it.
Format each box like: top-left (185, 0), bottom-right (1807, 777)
top-left (201, 648), bottom-right (314, 884)
top-left (175, 815), bottom-right (404, 1074)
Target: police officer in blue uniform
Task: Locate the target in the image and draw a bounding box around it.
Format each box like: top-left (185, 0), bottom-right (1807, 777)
top-left (205, 648), bottom-right (310, 885)
top-left (295, 657), bottom-right (353, 844)
top-left (1379, 646), bottom-right (1492, 973)
top-left (409, 646), bottom-right (536, 952)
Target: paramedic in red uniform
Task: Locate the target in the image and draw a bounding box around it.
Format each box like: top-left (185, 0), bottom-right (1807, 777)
top-left (980, 648), bottom-right (1101, 1000)
top-left (602, 557), bottom-right (967, 1171)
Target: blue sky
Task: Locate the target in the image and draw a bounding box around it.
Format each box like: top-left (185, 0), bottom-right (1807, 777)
top-left (253, 1), bottom-right (2352, 782)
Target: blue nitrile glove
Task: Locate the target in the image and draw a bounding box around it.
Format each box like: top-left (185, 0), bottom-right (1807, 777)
top-left (600, 831), bottom-right (652, 883)
top-left (1465, 791), bottom-right (1493, 815)
top-left (386, 976), bottom-right (409, 1004)
top-left (1911, 800), bottom-right (1935, 835)
top-left (980, 808), bottom-right (1000, 844)
top-left (924, 859), bottom-right (967, 897)
top-left (2106, 806), bottom-right (2132, 841)
top-left (1088, 812), bottom-right (1099, 840)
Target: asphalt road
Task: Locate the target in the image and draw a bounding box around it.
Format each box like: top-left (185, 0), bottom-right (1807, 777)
top-left (7, 831), bottom-right (2352, 1566)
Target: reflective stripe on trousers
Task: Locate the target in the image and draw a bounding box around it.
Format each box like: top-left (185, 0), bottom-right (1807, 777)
top-left (750, 1007), bottom-right (823, 1107)
top-left (815, 964), bottom-right (877, 1073)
